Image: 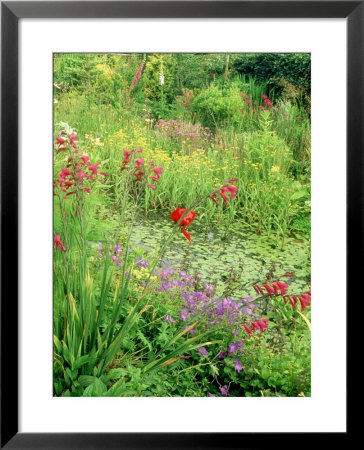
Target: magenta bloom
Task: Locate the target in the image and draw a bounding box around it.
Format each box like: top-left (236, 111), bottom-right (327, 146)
top-left (54, 234), bottom-right (66, 252)
top-left (152, 167), bottom-right (163, 178)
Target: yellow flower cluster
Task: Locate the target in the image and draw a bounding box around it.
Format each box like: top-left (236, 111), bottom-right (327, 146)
top-left (95, 64), bottom-right (115, 81)
top-left (108, 127), bottom-right (241, 186)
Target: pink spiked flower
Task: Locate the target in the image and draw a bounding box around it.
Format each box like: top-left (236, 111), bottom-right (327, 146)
top-left (54, 234), bottom-right (66, 252)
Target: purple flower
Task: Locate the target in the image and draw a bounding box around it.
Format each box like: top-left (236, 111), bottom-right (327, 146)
top-left (228, 341), bottom-right (244, 354)
top-left (198, 346), bottom-right (208, 356)
top-left (218, 350), bottom-right (228, 359)
top-left (180, 309), bottom-right (190, 321)
top-left (183, 325), bottom-right (195, 336)
top-left (135, 257), bottom-right (149, 268)
top-left (114, 244), bottom-right (122, 255)
top-left (205, 283), bottom-right (214, 294)
top-left (219, 385), bottom-right (229, 396)
top-left (163, 315), bottom-right (176, 324)
top-left (208, 393), bottom-right (216, 397)
top-left (234, 358), bottom-right (242, 373)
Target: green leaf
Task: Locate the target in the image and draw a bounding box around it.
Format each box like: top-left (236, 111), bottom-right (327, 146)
top-left (104, 368), bottom-right (127, 383)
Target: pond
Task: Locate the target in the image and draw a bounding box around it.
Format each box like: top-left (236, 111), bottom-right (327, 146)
top-left (129, 214), bottom-right (311, 300)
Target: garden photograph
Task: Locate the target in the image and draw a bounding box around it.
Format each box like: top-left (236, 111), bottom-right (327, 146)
top-left (53, 52), bottom-right (311, 398)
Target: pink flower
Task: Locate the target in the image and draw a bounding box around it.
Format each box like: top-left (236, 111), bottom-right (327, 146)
top-left (54, 234), bottom-right (66, 252)
top-left (146, 183), bottom-right (156, 190)
top-left (135, 158), bottom-right (144, 169)
top-left (152, 167), bottom-right (163, 178)
top-left (80, 155), bottom-right (90, 165)
top-left (88, 162), bottom-right (101, 175)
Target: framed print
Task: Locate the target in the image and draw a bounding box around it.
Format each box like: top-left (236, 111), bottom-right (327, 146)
top-left (1, 1), bottom-right (356, 448)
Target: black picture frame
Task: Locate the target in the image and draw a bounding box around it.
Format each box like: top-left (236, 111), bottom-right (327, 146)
top-left (1, 1), bottom-right (355, 448)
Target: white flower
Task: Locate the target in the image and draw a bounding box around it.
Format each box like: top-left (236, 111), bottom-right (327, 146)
top-left (159, 71), bottom-right (165, 86)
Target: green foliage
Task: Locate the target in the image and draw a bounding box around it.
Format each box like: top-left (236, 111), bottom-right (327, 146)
top-left (53, 53), bottom-right (311, 397)
top-left (192, 83), bottom-right (245, 129)
top-left (234, 53), bottom-right (311, 102)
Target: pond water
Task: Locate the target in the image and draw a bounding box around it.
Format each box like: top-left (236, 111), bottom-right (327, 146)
top-left (129, 214), bottom-right (311, 299)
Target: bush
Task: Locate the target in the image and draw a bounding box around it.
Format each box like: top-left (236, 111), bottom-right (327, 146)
top-left (234, 53), bottom-right (311, 104)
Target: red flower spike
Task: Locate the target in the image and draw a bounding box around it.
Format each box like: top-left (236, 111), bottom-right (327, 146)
top-left (181, 228), bottom-right (191, 242)
top-left (243, 324), bottom-right (252, 335)
top-left (218, 191), bottom-right (229, 205)
top-left (263, 284), bottom-right (275, 297)
top-left (54, 235), bottom-right (66, 252)
top-left (288, 297), bottom-right (296, 310)
top-left (255, 285), bottom-right (264, 295)
top-left (170, 208), bottom-right (196, 242)
top-left (152, 167), bottom-right (163, 178)
top-left (272, 282), bottom-right (280, 296)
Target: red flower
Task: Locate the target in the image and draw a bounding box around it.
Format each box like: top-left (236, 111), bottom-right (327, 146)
top-left (210, 73), bottom-right (215, 78)
top-left (218, 191), bottom-right (229, 205)
top-left (243, 324), bottom-right (252, 335)
top-left (263, 284), bottom-right (275, 297)
top-left (122, 150), bottom-right (131, 165)
top-left (54, 234), bottom-right (66, 252)
top-left (276, 281), bottom-right (289, 296)
top-left (253, 284), bottom-right (265, 295)
top-left (80, 155), bottom-right (90, 165)
top-left (288, 297), bottom-right (296, 310)
top-left (272, 282), bottom-right (280, 296)
top-left (170, 208), bottom-right (196, 242)
top-left (152, 167), bottom-right (163, 178)
top-left (299, 294), bottom-right (311, 312)
top-left (135, 158), bottom-right (144, 169)
top-left (88, 162), bottom-right (101, 175)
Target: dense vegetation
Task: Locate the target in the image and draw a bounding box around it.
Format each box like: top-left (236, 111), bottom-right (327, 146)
top-left (53, 53), bottom-right (311, 397)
